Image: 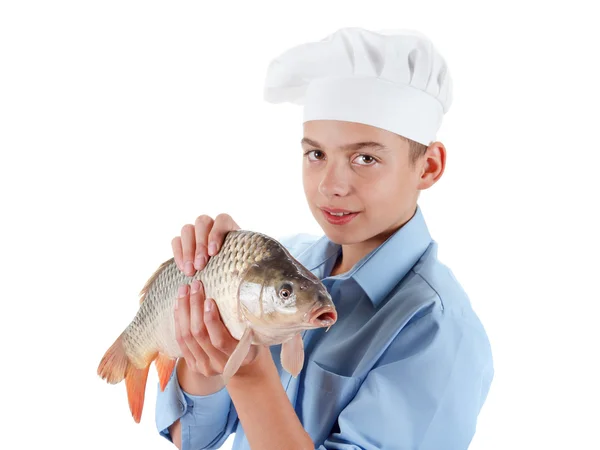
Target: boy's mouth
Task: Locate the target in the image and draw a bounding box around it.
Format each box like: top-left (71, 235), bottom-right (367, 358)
top-left (320, 207), bottom-right (359, 225)
top-left (320, 206), bottom-right (357, 215)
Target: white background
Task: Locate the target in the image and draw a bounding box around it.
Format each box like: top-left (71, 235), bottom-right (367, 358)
top-left (1, 1), bottom-right (599, 449)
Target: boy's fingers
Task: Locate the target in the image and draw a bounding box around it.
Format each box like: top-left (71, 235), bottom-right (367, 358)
top-left (175, 284), bottom-right (206, 364)
top-left (180, 224), bottom-right (197, 276)
top-left (171, 237), bottom-right (184, 272)
top-left (203, 298), bottom-right (237, 355)
top-left (207, 214), bottom-right (240, 257)
top-left (189, 282), bottom-right (228, 369)
top-left (174, 290), bottom-right (198, 366)
top-left (189, 280), bottom-right (208, 343)
top-left (194, 215), bottom-right (214, 270)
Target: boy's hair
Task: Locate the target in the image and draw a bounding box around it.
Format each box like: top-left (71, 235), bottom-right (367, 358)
top-left (399, 135), bottom-right (429, 167)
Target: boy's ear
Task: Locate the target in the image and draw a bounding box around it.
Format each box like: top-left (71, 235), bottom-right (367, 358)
top-left (417, 142), bottom-right (446, 190)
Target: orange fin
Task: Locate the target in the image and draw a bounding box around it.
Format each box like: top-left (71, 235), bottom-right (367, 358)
top-left (97, 333), bottom-right (128, 384)
top-left (155, 353), bottom-right (177, 391)
top-left (125, 363), bottom-right (151, 424)
top-left (138, 257), bottom-right (175, 304)
top-left (98, 333), bottom-right (156, 423)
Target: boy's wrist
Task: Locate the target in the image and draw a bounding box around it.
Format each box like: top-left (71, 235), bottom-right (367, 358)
top-left (177, 358), bottom-right (226, 396)
top-left (229, 346), bottom-right (274, 383)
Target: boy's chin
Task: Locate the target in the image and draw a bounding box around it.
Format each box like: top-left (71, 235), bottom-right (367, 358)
top-left (320, 225), bottom-right (368, 245)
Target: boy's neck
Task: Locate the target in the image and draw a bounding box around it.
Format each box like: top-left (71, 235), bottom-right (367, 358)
top-left (329, 205), bottom-right (418, 277)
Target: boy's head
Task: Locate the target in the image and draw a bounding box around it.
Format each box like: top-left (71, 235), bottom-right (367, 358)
top-left (301, 119), bottom-right (445, 245)
top-left (264, 27), bottom-right (452, 243)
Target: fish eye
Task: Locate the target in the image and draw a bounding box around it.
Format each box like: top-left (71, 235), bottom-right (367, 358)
top-left (278, 283), bottom-right (293, 299)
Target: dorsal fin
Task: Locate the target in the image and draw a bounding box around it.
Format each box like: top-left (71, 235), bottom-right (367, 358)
top-left (138, 257), bottom-right (175, 304)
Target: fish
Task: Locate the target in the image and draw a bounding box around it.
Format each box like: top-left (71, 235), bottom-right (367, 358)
top-left (97, 229), bottom-right (337, 423)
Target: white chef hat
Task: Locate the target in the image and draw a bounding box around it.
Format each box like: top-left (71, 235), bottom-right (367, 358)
top-left (263, 27), bottom-right (453, 146)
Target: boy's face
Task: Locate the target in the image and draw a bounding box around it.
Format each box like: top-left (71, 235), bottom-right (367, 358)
top-left (301, 120), bottom-right (443, 246)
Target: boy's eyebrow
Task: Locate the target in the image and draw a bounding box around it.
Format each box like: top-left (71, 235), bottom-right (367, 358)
top-left (300, 138), bottom-right (387, 151)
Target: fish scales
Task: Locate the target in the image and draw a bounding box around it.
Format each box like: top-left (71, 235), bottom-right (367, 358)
top-left (122, 231), bottom-right (273, 367)
top-left (97, 229), bottom-right (337, 423)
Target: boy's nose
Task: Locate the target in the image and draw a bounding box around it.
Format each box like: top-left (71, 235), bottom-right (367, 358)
top-left (318, 165), bottom-right (350, 197)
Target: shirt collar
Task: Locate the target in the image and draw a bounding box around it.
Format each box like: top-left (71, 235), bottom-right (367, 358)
top-left (293, 205), bottom-right (433, 308)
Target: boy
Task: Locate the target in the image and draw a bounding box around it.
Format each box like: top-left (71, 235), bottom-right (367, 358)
top-left (156, 27), bottom-right (494, 450)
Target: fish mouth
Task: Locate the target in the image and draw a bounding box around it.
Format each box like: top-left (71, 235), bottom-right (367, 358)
top-left (308, 304), bottom-right (338, 329)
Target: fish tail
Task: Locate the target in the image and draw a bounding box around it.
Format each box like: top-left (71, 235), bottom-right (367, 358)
top-left (97, 332), bottom-right (129, 384)
top-left (97, 333), bottom-right (153, 423)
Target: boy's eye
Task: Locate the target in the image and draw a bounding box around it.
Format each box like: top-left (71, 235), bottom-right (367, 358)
top-left (354, 154), bottom-right (376, 165)
top-left (306, 150), bottom-right (325, 161)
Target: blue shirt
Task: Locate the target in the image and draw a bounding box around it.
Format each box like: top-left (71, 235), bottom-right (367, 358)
top-left (155, 205), bottom-right (494, 449)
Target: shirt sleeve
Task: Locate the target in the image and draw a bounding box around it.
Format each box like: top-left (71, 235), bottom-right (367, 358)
top-left (155, 366), bottom-right (239, 450)
top-left (316, 308), bottom-right (494, 450)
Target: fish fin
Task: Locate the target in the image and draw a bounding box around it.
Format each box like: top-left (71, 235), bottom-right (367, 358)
top-left (98, 333), bottom-right (156, 423)
top-left (125, 361), bottom-right (151, 423)
top-left (138, 257), bottom-right (175, 304)
top-left (97, 333), bottom-right (129, 384)
top-left (281, 333), bottom-right (305, 378)
top-left (222, 327), bottom-right (254, 384)
top-left (155, 353), bottom-right (177, 392)
top-left (236, 268), bottom-right (264, 322)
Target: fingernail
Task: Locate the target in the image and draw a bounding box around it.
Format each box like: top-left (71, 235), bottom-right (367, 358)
top-left (204, 298), bottom-right (213, 313)
top-left (184, 261), bottom-right (194, 275)
top-left (208, 242), bottom-right (217, 256)
top-left (178, 285), bottom-right (187, 297)
top-left (194, 255), bottom-right (206, 270)
top-left (191, 280), bottom-right (200, 294)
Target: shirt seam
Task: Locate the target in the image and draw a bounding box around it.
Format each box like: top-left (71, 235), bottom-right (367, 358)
top-left (413, 270), bottom-right (445, 312)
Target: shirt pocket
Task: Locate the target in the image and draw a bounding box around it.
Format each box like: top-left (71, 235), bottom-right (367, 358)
top-left (300, 360), bottom-right (362, 443)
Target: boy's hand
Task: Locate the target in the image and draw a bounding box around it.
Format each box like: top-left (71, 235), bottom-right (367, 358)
top-left (171, 213), bottom-right (262, 377)
top-left (175, 279), bottom-right (261, 376)
top-left (172, 213), bottom-right (240, 276)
